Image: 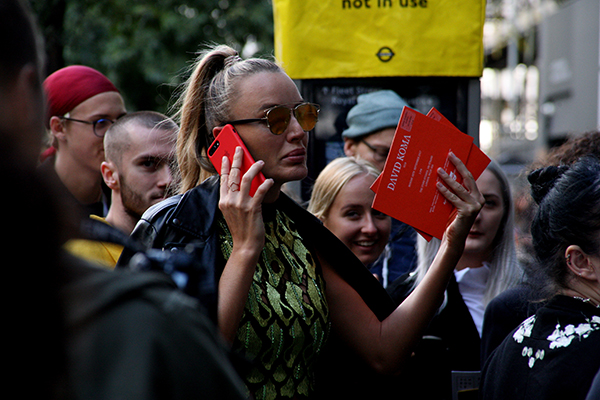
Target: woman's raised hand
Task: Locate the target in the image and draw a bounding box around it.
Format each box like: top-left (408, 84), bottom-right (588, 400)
top-left (218, 146), bottom-right (274, 253)
top-left (436, 152), bottom-right (484, 248)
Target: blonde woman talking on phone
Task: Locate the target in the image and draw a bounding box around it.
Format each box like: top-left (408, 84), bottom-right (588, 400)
top-left (120, 45), bottom-right (484, 400)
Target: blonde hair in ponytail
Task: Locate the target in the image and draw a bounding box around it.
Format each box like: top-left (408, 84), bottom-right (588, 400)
top-left (172, 44), bottom-right (282, 193)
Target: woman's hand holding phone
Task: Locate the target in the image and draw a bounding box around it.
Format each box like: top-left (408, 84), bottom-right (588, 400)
top-left (217, 147), bottom-right (274, 343)
top-left (208, 124), bottom-right (266, 197)
top-left (209, 123), bottom-right (273, 252)
top-left (218, 146), bottom-right (274, 253)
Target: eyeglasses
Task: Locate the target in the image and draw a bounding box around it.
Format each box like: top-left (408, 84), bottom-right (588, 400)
top-left (361, 139), bottom-right (390, 162)
top-left (60, 116), bottom-right (116, 137)
top-left (223, 102), bottom-right (320, 135)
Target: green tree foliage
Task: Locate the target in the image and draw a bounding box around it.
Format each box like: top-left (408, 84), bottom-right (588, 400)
top-left (31, 0), bottom-right (274, 114)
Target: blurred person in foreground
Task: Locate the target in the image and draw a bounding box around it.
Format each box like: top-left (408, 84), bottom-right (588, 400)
top-left (1, 0), bottom-right (65, 396)
top-left (2, 1), bottom-right (248, 399)
top-left (480, 156), bottom-right (600, 400)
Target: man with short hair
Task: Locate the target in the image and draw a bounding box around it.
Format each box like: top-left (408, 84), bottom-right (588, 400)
top-left (65, 111), bottom-right (178, 267)
top-left (41, 65), bottom-right (127, 218)
top-left (102, 111), bottom-right (178, 233)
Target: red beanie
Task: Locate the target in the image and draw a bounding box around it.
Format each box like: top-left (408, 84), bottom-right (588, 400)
top-left (43, 65), bottom-right (119, 128)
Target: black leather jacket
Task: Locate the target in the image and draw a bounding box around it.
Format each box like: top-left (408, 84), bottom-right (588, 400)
top-left (119, 175), bottom-right (395, 322)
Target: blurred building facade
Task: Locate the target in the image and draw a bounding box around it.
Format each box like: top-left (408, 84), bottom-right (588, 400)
top-left (480, 0), bottom-right (599, 172)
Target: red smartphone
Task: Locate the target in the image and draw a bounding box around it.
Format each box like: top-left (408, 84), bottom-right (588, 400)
top-left (208, 124), bottom-right (266, 197)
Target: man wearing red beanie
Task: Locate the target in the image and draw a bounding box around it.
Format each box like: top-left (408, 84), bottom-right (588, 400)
top-left (40, 65), bottom-right (127, 220)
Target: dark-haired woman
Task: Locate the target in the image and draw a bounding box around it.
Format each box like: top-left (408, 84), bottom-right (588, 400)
top-left (121, 44), bottom-right (484, 400)
top-left (480, 156), bottom-right (600, 400)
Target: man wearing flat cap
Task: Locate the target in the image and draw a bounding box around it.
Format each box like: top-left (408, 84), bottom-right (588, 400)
top-left (342, 89), bottom-right (417, 287)
top-left (39, 65), bottom-right (127, 221)
top-left (342, 89), bottom-right (409, 173)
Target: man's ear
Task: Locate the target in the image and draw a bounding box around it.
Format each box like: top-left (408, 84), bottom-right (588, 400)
top-left (101, 161), bottom-right (119, 190)
top-left (343, 137), bottom-right (358, 157)
top-left (565, 245), bottom-right (597, 280)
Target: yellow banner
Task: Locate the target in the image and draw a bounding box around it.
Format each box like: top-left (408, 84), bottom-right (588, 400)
top-left (273, 0), bottom-right (486, 79)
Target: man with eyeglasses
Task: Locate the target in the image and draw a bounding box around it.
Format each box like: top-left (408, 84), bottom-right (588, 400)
top-left (40, 65), bottom-right (127, 222)
top-left (341, 89), bottom-right (418, 287)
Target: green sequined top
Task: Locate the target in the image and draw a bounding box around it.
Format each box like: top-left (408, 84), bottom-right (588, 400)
top-left (217, 204), bottom-right (330, 400)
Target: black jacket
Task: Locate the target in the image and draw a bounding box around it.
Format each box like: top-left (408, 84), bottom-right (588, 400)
top-left (384, 273), bottom-right (482, 400)
top-left (118, 175), bottom-right (396, 323)
top-left (62, 252), bottom-right (248, 400)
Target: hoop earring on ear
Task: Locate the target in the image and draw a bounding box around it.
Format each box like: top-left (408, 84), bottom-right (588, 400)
top-left (566, 253), bottom-right (572, 266)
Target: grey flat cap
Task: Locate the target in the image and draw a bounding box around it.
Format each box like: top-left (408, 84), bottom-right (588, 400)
top-left (342, 90), bottom-right (409, 138)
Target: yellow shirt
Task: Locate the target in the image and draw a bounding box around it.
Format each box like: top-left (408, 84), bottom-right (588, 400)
top-left (64, 215), bottom-right (124, 269)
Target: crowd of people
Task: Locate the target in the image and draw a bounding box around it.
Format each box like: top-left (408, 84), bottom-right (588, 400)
top-left (5, 0), bottom-right (600, 399)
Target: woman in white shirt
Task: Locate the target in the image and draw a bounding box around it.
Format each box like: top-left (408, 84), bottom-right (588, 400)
top-left (386, 158), bottom-right (522, 400)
